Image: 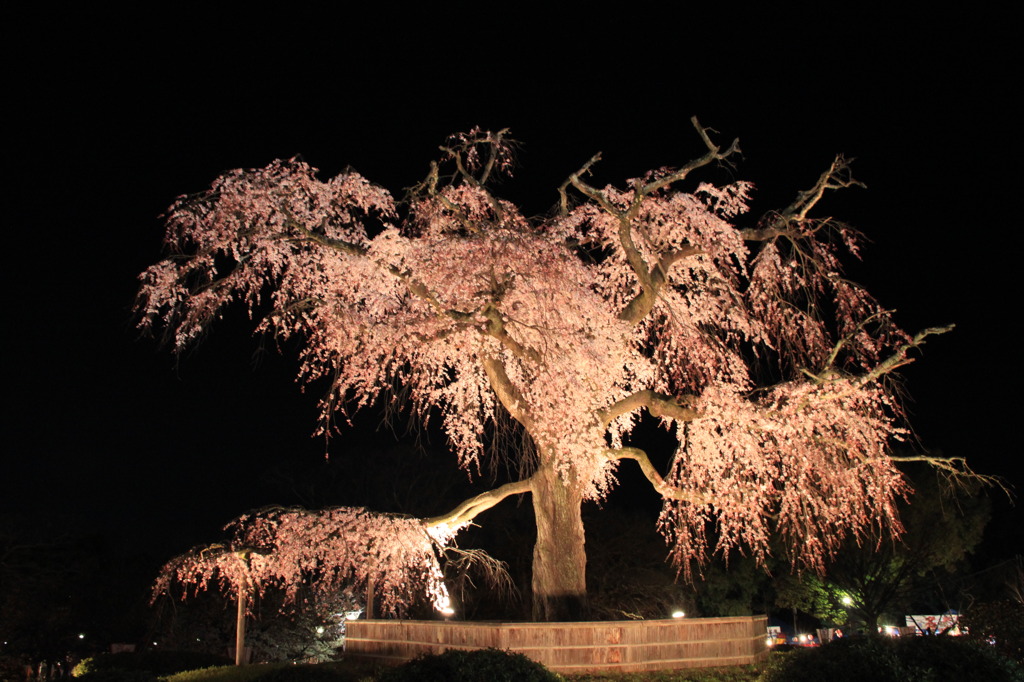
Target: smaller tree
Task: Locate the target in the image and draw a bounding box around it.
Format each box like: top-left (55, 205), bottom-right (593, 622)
top-left (153, 507), bottom-right (455, 664)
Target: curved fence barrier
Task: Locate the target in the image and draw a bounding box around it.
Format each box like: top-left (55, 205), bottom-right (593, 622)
top-left (346, 615), bottom-right (768, 673)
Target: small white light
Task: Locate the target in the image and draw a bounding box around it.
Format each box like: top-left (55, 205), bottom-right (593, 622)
top-left (841, 595), bottom-right (853, 606)
top-left (440, 607), bottom-right (455, 616)
top-left (316, 626), bottom-right (325, 635)
top-left (671, 610), bottom-right (685, 619)
top-left (78, 634), bottom-right (85, 640)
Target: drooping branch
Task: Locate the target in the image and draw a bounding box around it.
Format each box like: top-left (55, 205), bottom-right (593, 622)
top-left (819, 310), bottom-right (891, 372)
top-left (606, 447), bottom-right (710, 505)
top-left (286, 212), bottom-right (482, 325)
top-left (436, 127), bottom-right (514, 220)
top-left (890, 453), bottom-right (1009, 494)
top-left (424, 477), bottom-right (534, 529)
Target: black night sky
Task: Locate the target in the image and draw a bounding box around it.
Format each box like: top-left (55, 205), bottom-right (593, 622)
top-left (4, 6), bottom-right (1021, 643)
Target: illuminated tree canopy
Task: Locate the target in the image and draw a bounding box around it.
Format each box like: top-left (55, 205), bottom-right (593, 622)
top-left (140, 119), bottom-right (962, 620)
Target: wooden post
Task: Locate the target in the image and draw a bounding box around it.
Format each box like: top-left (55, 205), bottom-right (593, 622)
top-left (235, 583), bottom-right (247, 666)
top-left (365, 575), bottom-right (376, 620)
top-left (234, 550), bottom-right (251, 666)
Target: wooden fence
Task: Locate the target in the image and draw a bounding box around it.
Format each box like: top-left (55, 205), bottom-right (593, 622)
top-left (346, 615), bottom-right (768, 674)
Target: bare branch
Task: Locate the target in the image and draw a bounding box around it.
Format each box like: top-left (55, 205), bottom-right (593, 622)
top-left (741, 155), bottom-right (865, 242)
top-left (638, 117), bottom-right (740, 196)
top-left (563, 152), bottom-right (620, 216)
top-left (856, 324), bottom-right (955, 387)
top-left (891, 454), bottom-right (1011, 498)
top-left (784, 155), bottom-right (865, 223)
top-left (479, 128), bottom-right (511, 186)
top-left (442, 545), bottom-right (517, 604)
top-left (618, 245), bottom-right (702, 323)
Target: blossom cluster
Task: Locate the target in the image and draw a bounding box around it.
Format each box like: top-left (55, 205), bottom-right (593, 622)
top-left (155, 507), bottom-right (453, 617)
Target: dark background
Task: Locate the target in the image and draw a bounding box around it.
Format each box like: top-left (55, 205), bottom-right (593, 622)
top-left (4, 6), bottom-right (1020, 643)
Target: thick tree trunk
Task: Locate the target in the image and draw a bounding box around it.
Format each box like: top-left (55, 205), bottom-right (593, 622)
top-left (530, 463), bottom-right (588, 621)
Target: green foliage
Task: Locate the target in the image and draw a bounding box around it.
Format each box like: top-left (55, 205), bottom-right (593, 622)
top-left (253, 662), bottom-right (365, 682)
top-left (962, 599), bottom-right (1024, 664)
top-left (150, 585), bottom-right (348, 663)
top-left (73, 671), bottom-right (160, 682)
top-left (760, 636), bottom-right (1022, 682)
top-left (72, 651), bottom-right (231, 678)
top-left (775, 463), bottom-right (990, 630)
top-left (377, 648), bottom-right (561, 682)
top-left (773, 573), bottom-right (849, 626)
top-left (164, 664), bottom-right (279, 682)
top-left (688, 556), bottom-right (772, 618)
top-left (165, 661), bottom-right (379, 682)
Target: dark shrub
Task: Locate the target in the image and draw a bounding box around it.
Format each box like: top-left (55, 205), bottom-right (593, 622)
top-left (73, 671), bottom-right (159, 682)
top-left (761, 637), bottom-right (909, 682)
top-left (254, 662), bottom-right (353, 682)
top-left (962, 599), bottom-right (1024, 664)
top-left (73, 650), bottom-right (232, 678)
top-left (761, 635), bottom-right (1022, 682)
top-left (377, 648), bottom-right (560, 682)
top-left (894, 635), bottom-right (1022, 680)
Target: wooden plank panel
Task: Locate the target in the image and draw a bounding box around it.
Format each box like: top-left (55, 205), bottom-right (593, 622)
top-left (346, 615), bottom-right (769, 673)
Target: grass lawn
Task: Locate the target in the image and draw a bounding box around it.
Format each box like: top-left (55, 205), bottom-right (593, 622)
top-left (565, 664), bottom-right (763, 681)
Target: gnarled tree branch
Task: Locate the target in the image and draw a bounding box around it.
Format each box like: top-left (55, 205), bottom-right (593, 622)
top-left (606, 447), bottom-right (710, 504)
top-left (598, 389), bottom-right (699, 427)
top-left (856, 324), bottom-right (955, 387)
top-left (563, 117), bottom-right (739, 326)
top-left (424, 477), bottom-right (534, 529)
top-left (480, 352), bottom-right (538, 432)
top-left (740, 155), bottom-right (865, 242)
